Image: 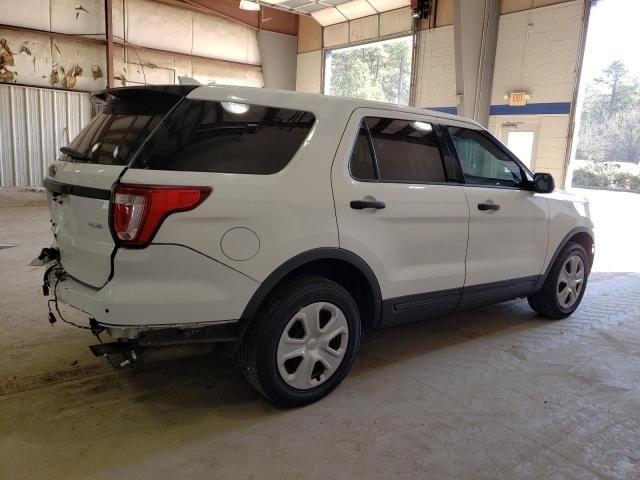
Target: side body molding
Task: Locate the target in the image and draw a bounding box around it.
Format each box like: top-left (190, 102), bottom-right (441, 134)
top-left (239, 247), bottom-right (383, 330)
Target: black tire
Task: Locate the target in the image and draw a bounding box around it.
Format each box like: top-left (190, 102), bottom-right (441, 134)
top-left (528, 241), bottom-right (589, 319)
top-left (238, 275), bottom-right (361, 407)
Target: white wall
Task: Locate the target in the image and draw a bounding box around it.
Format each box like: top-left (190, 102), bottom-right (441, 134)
top-left (258, 31), bottom-right (297, 91)
top-left (488, 0), bottom-right (584, 184)
top-left (113, 0), bottom-right (264, 87)
top-left (0, 0), bottom-right (266, 187)
top-left (491, 0), bottom-right (582, 106)
top-left (414, 26), bottom-right (456, 110)
top-left (0, 0), bottom-right (265, 90)
top-left (0, 28), bottom-right (108, 91)
top-left (294, 1), bottom-right (585, 186)
top-left (296, 50), bottom-right (322, 94)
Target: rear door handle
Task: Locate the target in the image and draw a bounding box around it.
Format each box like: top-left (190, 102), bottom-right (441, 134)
top-left (478, 202), bottom-right (500, 211)
top-left (350, 200), bottom-right (386, 210)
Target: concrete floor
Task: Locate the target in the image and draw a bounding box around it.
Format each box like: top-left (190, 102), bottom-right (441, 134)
top-left (1, 189), bottom-right (639, 480)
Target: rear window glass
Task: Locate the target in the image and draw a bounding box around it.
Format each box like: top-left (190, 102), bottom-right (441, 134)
top-left (367, 117), bottom-right (445, 183)
top-left (349, 117), bottom-right (446, 184)
top-left (64, 89), bottom-right (186, 166)
top-left (350, 124), bottom-right (377, 181)
top-left (132, 100), bottom-right (316, 174)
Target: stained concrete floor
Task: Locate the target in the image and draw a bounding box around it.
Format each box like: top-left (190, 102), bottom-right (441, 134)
top-left (1, 189), bottom-right (639, 480)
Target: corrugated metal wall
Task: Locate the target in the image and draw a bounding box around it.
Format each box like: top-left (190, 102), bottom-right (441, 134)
top-left (0, 85), bottom-right (91, 187)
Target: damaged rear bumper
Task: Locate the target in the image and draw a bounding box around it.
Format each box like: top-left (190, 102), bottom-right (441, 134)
top-left (43, 243), bottom-right (259, 340)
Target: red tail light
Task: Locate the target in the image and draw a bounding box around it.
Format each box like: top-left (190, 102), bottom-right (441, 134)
top-left (113, 184), bottom-right (212, 247)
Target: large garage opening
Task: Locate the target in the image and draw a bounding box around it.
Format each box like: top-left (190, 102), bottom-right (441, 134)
top-left (569, 0), bottom-right (640, 273)
top-left (324, 36), bottom-right (413, 105)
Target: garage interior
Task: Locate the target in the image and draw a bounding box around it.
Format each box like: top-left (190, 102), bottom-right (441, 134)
top-left (1, 0), bottom-right (639, 479)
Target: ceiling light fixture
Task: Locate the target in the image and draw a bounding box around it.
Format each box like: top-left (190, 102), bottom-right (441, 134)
top-left (412, 121), bottom-right (433, 132)
top-left (239, 0), bottom-right (260, 11)
top-left (221, 101), bottom-right (250, 114)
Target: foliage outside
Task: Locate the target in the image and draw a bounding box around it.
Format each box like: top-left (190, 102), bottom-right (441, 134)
top-left (326, 37), bottom-right (412, 106)
top-left (573, 60), bottom-right (640, 191)
top-left (573, 162), bottom-right (640, 192)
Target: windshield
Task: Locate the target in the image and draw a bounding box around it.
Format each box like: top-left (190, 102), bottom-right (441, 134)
top-left (63, 87), bottom-right (191, 166)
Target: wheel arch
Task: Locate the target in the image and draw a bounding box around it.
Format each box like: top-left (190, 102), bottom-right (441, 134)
top-left (536, 227), bottom-right (595, 291)
top-left (239, 248), bottom-right (383, 336)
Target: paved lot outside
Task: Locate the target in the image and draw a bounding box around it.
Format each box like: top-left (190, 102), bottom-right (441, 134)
top-left (0, 188), bottom-right (639, 480)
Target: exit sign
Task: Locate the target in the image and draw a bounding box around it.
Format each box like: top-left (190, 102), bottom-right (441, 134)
top-left (509, 92), bottom-right (528, 106)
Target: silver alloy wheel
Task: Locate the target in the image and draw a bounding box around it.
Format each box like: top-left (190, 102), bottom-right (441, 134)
top-left (276, 302), bottom-right (349, 390)
top-left (557, 254), bottom-right (585, 309)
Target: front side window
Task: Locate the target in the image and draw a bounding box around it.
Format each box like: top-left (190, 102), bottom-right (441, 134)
top-left (133, 100), bottom-right (315, 174)
top-left (448, 127), bottom-right (524, 188)
top-left (349, 117), bottom-right (446, 184)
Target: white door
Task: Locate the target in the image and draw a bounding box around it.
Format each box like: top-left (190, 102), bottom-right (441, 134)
top-left (331, 109), bottom-right (470, 326)
top-left (500, 121), bottom-right (539, 169)
top-left (446, 126), bottom-right (549, 292)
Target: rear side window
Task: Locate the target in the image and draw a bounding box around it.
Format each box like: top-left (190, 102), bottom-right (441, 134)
top-left (64, 88), bottom-right (188, 166)
top-left (349, 117), bottom-right (446, 183)
top-left (350, 124), bottom-right (378, 181)
top-left (133, 100), bottom-right (316, 174)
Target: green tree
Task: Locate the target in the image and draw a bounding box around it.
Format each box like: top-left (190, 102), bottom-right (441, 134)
top-left (576, 60), bottom-right (640, 164)
top-left (327, 38), bottom-right (412, 105)
top-left (594, 60), bottom-right (638, 118)
top-left (607, 109), bottom-right (640, 163)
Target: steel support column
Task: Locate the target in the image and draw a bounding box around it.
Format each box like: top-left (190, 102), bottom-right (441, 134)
top-left (453, 0), bottom-right (500, 126)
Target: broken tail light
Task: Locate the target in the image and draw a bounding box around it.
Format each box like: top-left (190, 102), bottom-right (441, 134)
top-left (113, 184), bottom-right (212, 247)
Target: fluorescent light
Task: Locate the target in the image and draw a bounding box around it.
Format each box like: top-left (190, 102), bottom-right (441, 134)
top-left (239, 0), bottom-right (260, 11)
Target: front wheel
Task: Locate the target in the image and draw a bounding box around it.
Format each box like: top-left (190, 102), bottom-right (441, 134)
top-left (239, 276), bottom-right (361, 407)
top-left (528, 241), bottom-right (589, 319)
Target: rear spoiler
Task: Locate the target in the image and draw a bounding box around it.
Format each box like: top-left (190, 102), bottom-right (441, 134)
top-left (91, 85), bottom-right (199, 105)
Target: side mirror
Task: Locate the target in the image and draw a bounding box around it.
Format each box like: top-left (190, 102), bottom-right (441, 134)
top-left (532, 172), bottom-right (555, 194)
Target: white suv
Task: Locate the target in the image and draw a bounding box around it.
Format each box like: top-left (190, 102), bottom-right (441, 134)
top-left (39, 85), bottom-right (594, 406)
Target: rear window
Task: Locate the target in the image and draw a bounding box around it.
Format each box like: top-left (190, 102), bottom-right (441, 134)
top-left (350, 116), bottom-right (446, 183)
top-left (63, 88), bottom-right (188, 166)
top-left (368, 117), bottom-right (445, 183)
top-left (131, 100), bottom-right (316, 174)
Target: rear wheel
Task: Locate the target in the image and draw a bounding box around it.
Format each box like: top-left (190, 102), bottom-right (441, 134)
top-left (528, 242), bottom-right (589, 319)
top-left (239, 276), bottom-right (361, 407)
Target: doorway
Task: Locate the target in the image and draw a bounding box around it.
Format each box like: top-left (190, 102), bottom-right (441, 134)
top-left (498, 120), bottom-right (539, 170)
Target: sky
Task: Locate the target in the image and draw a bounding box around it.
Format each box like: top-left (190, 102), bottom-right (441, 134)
top-left (581, 0), bottom-right (640, 83)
